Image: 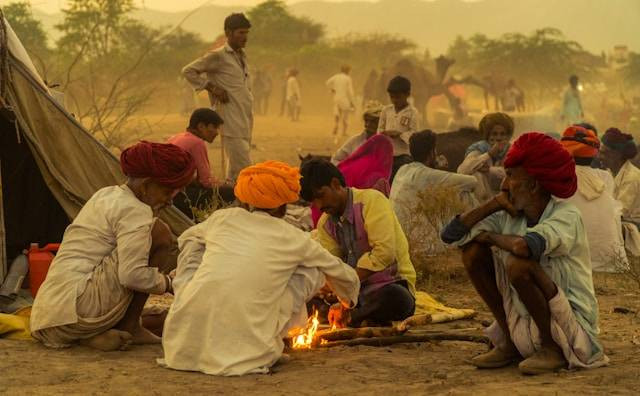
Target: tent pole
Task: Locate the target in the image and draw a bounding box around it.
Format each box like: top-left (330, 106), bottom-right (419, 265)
top-left (0, 159), bottom-right (6, 284)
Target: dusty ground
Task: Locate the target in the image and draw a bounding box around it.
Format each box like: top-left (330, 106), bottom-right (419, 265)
top-left (1, 113), bottom-right (640, 395)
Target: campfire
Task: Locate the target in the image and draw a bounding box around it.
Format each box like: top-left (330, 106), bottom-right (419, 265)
top-left (291, 310), bottom-right (321, 349)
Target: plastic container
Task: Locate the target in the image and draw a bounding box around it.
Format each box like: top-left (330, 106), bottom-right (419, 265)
top-left (28, 243), bottom-right (60, 298)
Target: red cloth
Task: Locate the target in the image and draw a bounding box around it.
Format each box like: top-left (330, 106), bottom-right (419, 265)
top-left (120, 141), bottom-right (196, 189)
top-left (504, 132), bottom-right (577, 198)
top-left (311, 134), bottom-right (393, 226)
top-left (168, 132), bottom-right (213, 188)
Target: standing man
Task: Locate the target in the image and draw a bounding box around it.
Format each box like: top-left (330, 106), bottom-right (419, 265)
top-left (182, 13), bottom-right (253, 181)
top-left (561, 75), bottom-right (584, 127)
top-left (326, 65), bottom-right (356, 143)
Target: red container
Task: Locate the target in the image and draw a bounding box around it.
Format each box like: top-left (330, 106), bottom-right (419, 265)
top-left (28, 243), bottom-right (60, 298)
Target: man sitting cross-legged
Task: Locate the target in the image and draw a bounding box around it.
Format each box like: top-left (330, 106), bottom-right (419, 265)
top-left (160, 161), bottom-right (359, 376)
top-left (30, 142), bottom-right (195, 351)
top-left (300, 159), bottom-right (416, 328)
top-left (441, 132), bottom-right (608, 375)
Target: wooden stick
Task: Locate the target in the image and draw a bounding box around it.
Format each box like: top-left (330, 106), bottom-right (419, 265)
top-left (318, 326), bottom-right (405, 342)
top-left (319, 332), bottom-right (490, 348)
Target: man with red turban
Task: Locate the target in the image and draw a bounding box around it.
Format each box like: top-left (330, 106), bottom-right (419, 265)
top-left (31, 141), bottom-right (195, 352)
top-left (599, 128), bottom-right (640, 256)
top-left (161, 161), bottom-right (359, 376)
top-left (441, 132), bottom-right (608, 375)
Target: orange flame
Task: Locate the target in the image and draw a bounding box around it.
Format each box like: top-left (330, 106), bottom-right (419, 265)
top-left (292, 310), bottom-right (320, 349)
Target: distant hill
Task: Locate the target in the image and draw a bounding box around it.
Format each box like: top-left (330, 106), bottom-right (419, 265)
top-left (31, 0), bottom-right (640, 54)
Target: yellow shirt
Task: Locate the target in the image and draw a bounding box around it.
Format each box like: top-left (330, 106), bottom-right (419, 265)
top-left (316, 188), bottom-right (416, 296)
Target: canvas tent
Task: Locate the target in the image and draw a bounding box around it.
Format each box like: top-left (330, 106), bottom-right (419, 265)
top-left (0, 16), bottom-right (193, 284)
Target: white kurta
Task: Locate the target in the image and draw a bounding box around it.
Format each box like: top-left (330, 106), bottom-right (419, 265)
top-left (566, 166), bottom-right (628, 272)
top-left (326, 73), bottom-right (355, 112)
top-left (613, 161), bottom-right (640, 256)
top-left (457, 151), bottom-right (506, 201)
top-left (30, 185), bottom-right (167, 333)
top-left (376, 104), bottom-right (421, 156)
top-left (161, 208), bottom-right (360, 376)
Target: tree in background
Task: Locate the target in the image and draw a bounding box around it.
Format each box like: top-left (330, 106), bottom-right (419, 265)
top-left (623, 53), bottom-right (640, 86)
top-left (447, 28), bottom-right (601, 108)
top-left (2, 1), bottom-right (50, 75)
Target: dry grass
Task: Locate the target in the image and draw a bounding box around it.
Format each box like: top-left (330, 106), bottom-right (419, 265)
top-left (400, 185), bottom-right (473, 287)
top-left (187, 187), bottom-right (235, 223)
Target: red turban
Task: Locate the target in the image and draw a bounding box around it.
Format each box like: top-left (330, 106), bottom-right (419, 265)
top-left (120, 141), bottom-right (196, 189)
top-left (504, 132), bottom-right (577, 198)
top-left (560, 125), bottom-right (600, 159)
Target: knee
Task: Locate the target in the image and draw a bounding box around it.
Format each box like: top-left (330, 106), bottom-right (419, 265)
top-left (505, 254), bottom-right (533, 285)
top-left (461, 241), bottom-right (492, 273)
top-left (151, 220), bottom-right (173, 249)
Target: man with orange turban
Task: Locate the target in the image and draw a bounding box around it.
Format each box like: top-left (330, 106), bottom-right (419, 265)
top-left (161, 161), bottom-right (359, 376)
top-left (599, 127), bottom-right (640, 256)
top-left (441, 132), bottom-right (608, 375)
top-left (561, 126), bottom-right (628, 272)
top-left (31, 141), bottom-right (195, 352)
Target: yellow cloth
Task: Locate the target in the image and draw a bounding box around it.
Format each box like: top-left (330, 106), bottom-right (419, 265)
top-left (0, 307), bottom-right (33, 341)
top-left (234, 160), bottom-right (301, 209)
top-left (413, 291), bottom-right (476, 321)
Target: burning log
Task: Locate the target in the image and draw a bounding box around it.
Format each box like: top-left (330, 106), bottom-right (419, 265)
top-left (319, 331), bottom-right (490, 348)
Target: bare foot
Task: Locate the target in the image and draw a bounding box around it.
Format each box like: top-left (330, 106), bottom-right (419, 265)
top-left (80, 329), bottom-right (132, 352)
top-left (130, 325), bottom-right (162, 345)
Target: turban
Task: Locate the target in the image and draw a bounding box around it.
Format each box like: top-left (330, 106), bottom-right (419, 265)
top-left (234, 161), bottom-right (301, 209)
top-left (363, 100), bottom-right (384, 118)
top-left (478, 112), bottom-right (514, 140)
top-left (602, 128), bottom-right (638, 160)
top-left (504, 132), bottom-right (577, 198)
top-left (120, 141), bottom-right (196, 189)
top-left (560, 125), bottom-right (600, 160)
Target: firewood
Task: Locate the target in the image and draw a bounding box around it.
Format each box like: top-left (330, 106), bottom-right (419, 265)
top-left (395, 309), bottom-right (477, 332)
top-left (319, 332), bottom-right (490, 348)
top-left (317, 326), bottom-right (404, 342)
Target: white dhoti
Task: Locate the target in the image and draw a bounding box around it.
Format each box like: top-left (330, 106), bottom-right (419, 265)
top-left (486, 256), bottom-right (609, 369)
top-left (223, 136), bottom-right (252, 181)
top-left (31, 251), bottom-right (133, 348)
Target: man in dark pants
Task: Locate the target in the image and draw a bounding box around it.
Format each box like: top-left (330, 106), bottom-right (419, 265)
top-left (300, 159), bottom-right (416, 327)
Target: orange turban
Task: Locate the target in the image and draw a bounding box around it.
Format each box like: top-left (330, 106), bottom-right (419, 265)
top-left (560, 126), bottom-right (600, 159)
top-left (234, 161), bottom-right (301, 209)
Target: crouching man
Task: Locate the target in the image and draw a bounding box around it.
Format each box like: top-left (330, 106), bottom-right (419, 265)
top-left (441, 132), bottom-right (608, 375)
top-left (160, 161), bottom-right (359, 376)
top-left (30, 142), bottom-right (195, 351)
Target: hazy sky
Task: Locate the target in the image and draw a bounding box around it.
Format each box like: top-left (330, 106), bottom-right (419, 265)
top-left (16, 0), bottom-right (393, 14)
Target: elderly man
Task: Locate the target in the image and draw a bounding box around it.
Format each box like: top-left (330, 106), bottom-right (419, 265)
top-left (561, 126), bottom-right (628, 271)
top-left (331, 102), bottom-right (383, 164)
top-left (160, 161), bottom-right (359, 376)
top-left (30, 142), bottom-right (195, 351)
top-left (301, 159), bottom-right (416, 328)
top-left (599, 127), bottom-right (640, 256)
top-left (441, 132), bottom-right (608, 375)
top-left (182, 13), bottom-right (253, 181)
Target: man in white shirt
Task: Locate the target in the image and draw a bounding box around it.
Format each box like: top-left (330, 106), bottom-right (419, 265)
top-left (377, 75), bottom-right (421, 181)
top-left (30, 142), bottom-right (196, 351)
top-left (182, 13), bottom-right (253, 181)
top-left (326, 65), bottom-right (356, 141)
top-left (161, 161), bottom-right (359, 376)
top-left (285, 68), bottom-right (301, 121)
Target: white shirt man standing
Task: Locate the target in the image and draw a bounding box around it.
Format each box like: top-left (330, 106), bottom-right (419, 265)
top-left (326, 65), bottom-right (355, 142)
top-left (182, 13), bottom-right (253, 181)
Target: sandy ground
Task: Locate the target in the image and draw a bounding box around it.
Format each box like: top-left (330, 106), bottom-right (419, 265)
top-left (2, 113), bottom-right (640, 395)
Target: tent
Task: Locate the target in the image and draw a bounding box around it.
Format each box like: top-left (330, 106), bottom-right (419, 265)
top-left (0, 16), bottom-right (193, 284)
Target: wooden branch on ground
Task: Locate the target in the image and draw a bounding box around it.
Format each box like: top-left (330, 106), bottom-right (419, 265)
top-left (395, 310), bottom-right (477, 332)
top-left (317, 327), bottom-right (405, 342)
top-left (319, 332), bottom-right (490, 348)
